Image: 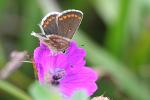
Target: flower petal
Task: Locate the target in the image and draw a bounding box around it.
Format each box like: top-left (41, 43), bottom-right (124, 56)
top-left (33, 41), bottom-right (98, 97)
top-left (66, 41), bottom-right (86, 66)
top-left (35, 63), bottom-right (44, 84)
top-left (60, 66), bottom-right (98, 96)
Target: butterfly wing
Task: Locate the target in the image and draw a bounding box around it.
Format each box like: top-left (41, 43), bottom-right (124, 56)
top-left (40, 12), bottom-right (60, 35)
top-left (57, 10), bottom-right (83, 39)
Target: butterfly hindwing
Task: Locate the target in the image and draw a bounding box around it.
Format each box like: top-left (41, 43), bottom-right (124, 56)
top-left (41, 12), bottom-right (59, 35)
top-left (57, 10), bottom-right (83, 39)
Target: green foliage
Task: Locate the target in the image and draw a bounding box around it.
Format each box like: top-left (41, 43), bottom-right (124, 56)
top-left (74, 31), bottom-right (150, 100)
top-left (29, 81), bottom-right (90, 100)
top-left (71, 90), bottom-right (89, 100)
top-left (0, 0), bottom-right (150, 100)
top-left (0, 80), bottom-right (31, 100)
top-left (29, 81), bottom-right (61, 100)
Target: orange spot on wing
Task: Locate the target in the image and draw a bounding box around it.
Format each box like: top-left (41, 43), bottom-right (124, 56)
top-left (45, 21), bottom-right (49, 25)
top-left (67, 14), bottom-right (71, 18)
top-left (52, 17), bottom-right (55, 19)
top-left (63, 16), bottom-right (67, 19)
top-left (48, 18), bottom-right (52, 21)
top-left (59, 17), bottom-right (63, 21)
top-left (43, 24), bottom-right (47, 28)
top-left (78, 16), bottom-right (81, 20)
top-left (71, 14), bottom-right (74, 17)
top-left (75, 15), bottom-right (78, 17)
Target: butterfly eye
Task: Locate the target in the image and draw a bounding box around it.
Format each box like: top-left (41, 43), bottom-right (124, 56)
top-left (62, 50), bottom-right (66, 53)
top-left (68, 29), bottom-right (71, 32)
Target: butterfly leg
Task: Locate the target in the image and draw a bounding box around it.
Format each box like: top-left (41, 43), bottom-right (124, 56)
top-left (31, 31), bottom-right (47, 39)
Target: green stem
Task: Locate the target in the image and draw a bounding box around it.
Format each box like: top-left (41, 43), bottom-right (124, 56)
top-left (0, 80), bottom-right (31, 100)
top-left (105, 0), bottom-right (131, 58)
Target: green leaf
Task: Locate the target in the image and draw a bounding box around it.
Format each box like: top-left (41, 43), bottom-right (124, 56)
top-left (71, 90), bottom-right (89, 100)
top-left (93, 0), bottom-right (143, 59)
top-left (19, 0), bottom-right (42, 52)
top-left (105, 0), bottom-right (131, 58)
top-left (128, 30), bottom-right (150, 70)
top-left (29, 81), bottom-right (61, 100)
top-left (92, 0), bottom-right (119, 25)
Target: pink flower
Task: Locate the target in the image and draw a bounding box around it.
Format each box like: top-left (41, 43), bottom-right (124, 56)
top-left (33, 41), bottom-right (98, 97)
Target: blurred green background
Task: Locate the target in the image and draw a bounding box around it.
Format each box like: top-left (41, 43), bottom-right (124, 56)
top-left (0, 0), bottom-right (150, 100)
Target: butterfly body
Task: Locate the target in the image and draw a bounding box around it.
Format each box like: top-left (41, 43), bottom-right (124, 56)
top-left (43, 35), bottom-right (69, 51)
top-left (31, 9), bottom-right (83, 52)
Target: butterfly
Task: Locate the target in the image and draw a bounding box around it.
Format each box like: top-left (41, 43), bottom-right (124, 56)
top-left (31, 9), bottom-right (83, 52)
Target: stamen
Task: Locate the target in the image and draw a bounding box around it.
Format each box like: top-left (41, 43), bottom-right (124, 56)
top-left (51, 68), bottom-right (66, 86)
top-left (51, 80), bottom-right (59, 86)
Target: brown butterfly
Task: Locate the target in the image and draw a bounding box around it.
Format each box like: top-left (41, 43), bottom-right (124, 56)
top-left (31, 9), bottom-right (83, 52)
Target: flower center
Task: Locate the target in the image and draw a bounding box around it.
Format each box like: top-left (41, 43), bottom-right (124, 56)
top-left (51, 68), bottom-right (65, 86)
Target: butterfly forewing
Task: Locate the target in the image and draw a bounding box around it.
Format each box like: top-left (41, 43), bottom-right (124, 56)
top-left (41, 13), bottom-right (59, 35)
top-left (57, 10), bottom-right (83, 39)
